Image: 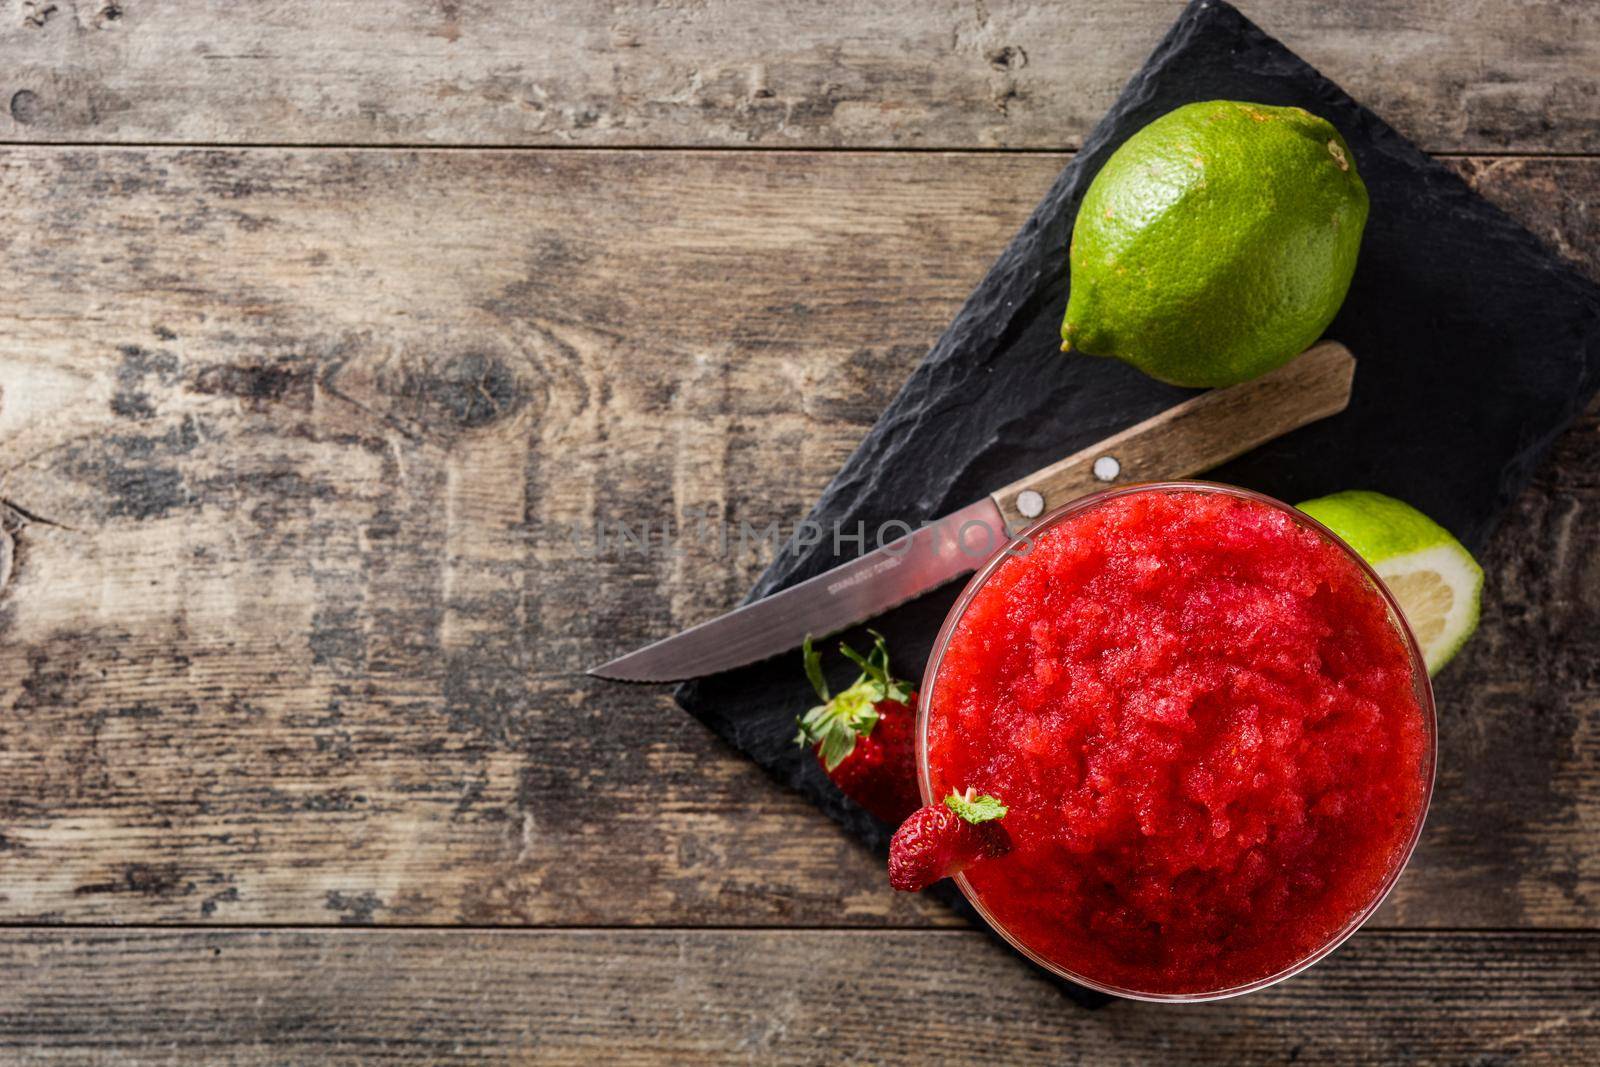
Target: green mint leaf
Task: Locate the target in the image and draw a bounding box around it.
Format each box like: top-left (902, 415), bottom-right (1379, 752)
top-left (802, 635), bottom-right (829, 703)
top-left (945, 790), bottom-right (1008, 824)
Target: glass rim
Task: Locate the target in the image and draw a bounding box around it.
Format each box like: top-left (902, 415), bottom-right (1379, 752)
top-left (916, 480), bottom-right (1438, 1003)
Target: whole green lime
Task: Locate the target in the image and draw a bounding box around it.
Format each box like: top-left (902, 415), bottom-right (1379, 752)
top-left (1062, 100), bottom-right (1368, 387)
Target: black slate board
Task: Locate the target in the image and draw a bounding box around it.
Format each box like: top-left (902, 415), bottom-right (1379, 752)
top-left (674, 0), bottom-right (1600, 1005)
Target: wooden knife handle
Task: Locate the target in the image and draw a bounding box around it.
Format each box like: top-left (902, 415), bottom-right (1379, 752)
top-left (990, 340), bottom-right (1356, 533)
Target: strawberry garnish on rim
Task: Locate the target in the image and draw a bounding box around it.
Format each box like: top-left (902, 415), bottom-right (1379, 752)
top-left (888, 788), bottom-right (1012, 892)
top-left (795, 632), bottom-right (921, 826)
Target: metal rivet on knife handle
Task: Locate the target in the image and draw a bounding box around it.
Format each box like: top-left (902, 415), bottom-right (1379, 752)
top-left (990, 340), bottom-right (1356, 534)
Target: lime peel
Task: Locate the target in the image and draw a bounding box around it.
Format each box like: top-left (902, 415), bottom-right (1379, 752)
top-left (1062, 100), bottom-right (1369, 388)
top-left (1297, 490), bottom-right (1484, 676)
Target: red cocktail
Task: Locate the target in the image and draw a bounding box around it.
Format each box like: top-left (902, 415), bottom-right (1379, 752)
top-left (920, 483), bottom-right (1434, 1000)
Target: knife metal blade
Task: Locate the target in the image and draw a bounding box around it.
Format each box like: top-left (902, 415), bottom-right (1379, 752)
top-left (588, 498), bottom-right (1006, 682)
top-left (589, 341), bottom-right (1356, 683)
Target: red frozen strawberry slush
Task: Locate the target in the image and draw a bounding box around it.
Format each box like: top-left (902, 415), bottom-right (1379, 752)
top-left (924, 486), bottom-right (1431, 996)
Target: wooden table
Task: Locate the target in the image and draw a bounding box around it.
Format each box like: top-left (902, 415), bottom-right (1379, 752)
top-left (1, 2), bottom-right (1596, 1062)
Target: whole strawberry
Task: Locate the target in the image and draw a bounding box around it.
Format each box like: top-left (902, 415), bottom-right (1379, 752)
top-left (888, 788), bottom-right (1012, 892)
top-left (795, 632), bottom-right (921, 826)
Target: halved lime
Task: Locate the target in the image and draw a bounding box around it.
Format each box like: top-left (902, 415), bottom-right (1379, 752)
top-left (1298, 490), bottom-right (1484, 675)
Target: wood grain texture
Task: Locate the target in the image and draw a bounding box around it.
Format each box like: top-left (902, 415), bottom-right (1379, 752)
top-left (0, 147), bottom-right (1596, 928)
top-left (0, 1), bottom-right (1598, 153)
top-left (0, 928), bottom-right (1592, 1064)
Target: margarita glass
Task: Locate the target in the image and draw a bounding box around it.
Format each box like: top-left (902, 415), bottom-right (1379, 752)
top-left (918, 482), bottom-right (1435, 1001)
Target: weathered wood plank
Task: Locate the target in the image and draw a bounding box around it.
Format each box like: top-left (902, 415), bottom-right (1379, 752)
top-left (0, 928), bottom-right (1592, 1064)
top-left (0, 148), bottom-right (1596, 926)
top-left (1, 1), bottom-right (1597, 153)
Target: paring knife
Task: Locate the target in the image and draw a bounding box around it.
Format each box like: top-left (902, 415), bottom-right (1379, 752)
top-left (591, 341), bottom-right (1356, 682)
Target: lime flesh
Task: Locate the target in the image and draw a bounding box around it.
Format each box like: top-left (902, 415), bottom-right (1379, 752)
top-left (1298, 491), bottom-right (1484, 675)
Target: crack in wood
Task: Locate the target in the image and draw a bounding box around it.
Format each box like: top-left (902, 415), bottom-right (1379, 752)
top-left (0, 496), bottom-right (73, 532)
top-left (316, 361), bottom-right (426, 445)
top-left (0, 495), bottom-right (74, 599)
